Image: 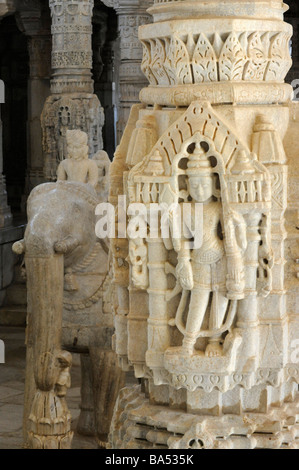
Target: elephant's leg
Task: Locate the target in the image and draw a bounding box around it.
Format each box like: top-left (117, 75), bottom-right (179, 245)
top-left (77, 353), bottom-right (96, 436)
top-left (23, 344), bottom-right (36, 447)
top-left (25, 254), bottom-right (73, 449)
top-left (89, 347), bottom-right (125, 447)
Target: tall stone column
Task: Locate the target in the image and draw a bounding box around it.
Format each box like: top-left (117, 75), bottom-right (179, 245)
top-left (108, 0), bottom-right (299, 450)
top-left (93, 6), bottom-right (117, 157)
top-left (15, 1), bottom-right (52, 193)
top-left (101, 0), bottom-right (152, 142)
top-left (0, 2), bottom-right (24, 310)
top-left (41, 0), bottom-right (104, 181)
top-left (0, 6), bottom-right (14, 227)
top-left (26, 36), bottom-right (51, 190)
top-left (0, 105), bottom-right (12, 228)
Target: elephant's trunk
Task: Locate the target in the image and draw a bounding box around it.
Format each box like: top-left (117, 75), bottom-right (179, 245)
top-left (54, 236), bottom-right (80, 255)
top-left (24, 253), bottom-right (73, 449)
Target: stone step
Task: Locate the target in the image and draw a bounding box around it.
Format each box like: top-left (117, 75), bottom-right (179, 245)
top-left (0, 306), bottom-right (26, 326)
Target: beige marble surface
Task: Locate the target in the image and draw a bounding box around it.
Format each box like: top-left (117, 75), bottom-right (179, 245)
top-left (0, 327), bottom-right (97, 449)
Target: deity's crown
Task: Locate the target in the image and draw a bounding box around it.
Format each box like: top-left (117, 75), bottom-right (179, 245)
top-left (66, 129), bottom-right (88, 147)
top-left (186, 143), bottom-right (214, 176)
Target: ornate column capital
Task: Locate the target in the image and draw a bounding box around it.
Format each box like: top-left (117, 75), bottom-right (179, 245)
top-left (14, 2), bottom-right (51, 80)
top-left (100, 0), bottom-right (150, 14)
top-left (14, 0), bottom-right (51, 37)
top-left (100, 0), bottom-right (119, 9)
top-left (139, 0), bottom-right (293, 107)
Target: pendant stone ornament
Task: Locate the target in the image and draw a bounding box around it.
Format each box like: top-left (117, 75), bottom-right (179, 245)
top-left (108, 0), bottom-right (299, 449)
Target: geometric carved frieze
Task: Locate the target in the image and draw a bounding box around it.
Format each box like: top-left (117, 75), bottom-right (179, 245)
top-left (151, 366), bottom-right (289, 393)
top-left (140, 82), bottom-right (293, 107)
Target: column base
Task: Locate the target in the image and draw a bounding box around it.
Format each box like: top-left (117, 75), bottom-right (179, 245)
top-left (108, 385), bottom-right (299, 449)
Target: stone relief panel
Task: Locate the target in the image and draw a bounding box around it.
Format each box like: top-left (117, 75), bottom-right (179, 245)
top-left (42, 95), bottom-right (104, 181)
top-left (106, 101), bottom-right (288, 397)
top-left (106, 0), bottom-right (299, 451)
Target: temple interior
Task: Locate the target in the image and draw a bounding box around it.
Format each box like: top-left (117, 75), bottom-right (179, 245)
top-left (0, 0), bottom-right (299, 450)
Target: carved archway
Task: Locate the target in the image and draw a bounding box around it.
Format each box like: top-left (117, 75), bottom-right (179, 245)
top-left (132, 101), bottom-right (251, 179)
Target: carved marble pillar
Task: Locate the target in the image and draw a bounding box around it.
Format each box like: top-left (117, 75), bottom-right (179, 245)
top-left (116, 7), bottom-right (150, 142)
top-left (41, 0), bottom-right (104, 181)
top-left (93, 7), bottom-right (117, 157)
top-left (0, 7), bottom-right (14, 227)
top-left (108, 0), bottom-right (299, 450)
top-left (15, 2), bottom-right (52, 193)
top-left (26, 36), bottom-right (51, 190)
top-left (101, 0), bottom-right (152, 142)
top-left (0, 105), bottom-right (12, 228)
top-left (99, 39), bottom-right (117, 155)
top-left (285, 0), bottom-right (299, 84)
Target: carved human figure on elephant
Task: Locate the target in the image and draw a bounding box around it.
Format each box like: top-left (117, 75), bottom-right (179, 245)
top-left (13, 129), bottom-right (123, 449)
top-left (13, 180), bottom-right (124, 448)
top-left (57, 129), bottom-right (98, 187)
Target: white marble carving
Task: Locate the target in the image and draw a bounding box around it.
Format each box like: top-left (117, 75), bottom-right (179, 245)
top-left (14, 130), bottom-right (122, 449)
top-left (107, 0), bottom-right (299, 450)
top-left (41, 0), bottom-right (104, 180)
top-left (57, 130), bottom-right (99, 187)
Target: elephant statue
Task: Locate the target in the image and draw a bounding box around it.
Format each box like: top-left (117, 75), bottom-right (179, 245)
top-left (13, 175), bottom-right (124, 448)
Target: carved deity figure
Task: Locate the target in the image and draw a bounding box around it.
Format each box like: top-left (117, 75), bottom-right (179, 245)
top-left (57, 129), bottom-right (98, 187)
top-left (174, 144), bottom-right (247, 357)
top-left (92, 149), bottom-right (111, 201)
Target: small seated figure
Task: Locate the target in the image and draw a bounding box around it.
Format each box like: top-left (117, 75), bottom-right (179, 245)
top-left (57, 129), bottom-right (98, 188)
